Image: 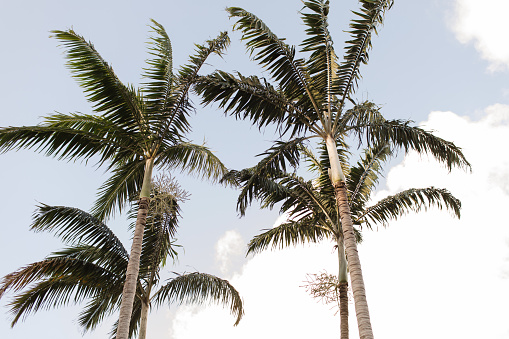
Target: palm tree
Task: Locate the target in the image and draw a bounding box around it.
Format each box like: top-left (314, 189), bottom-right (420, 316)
top-left (0, 189), bottom-right (243, 339)
top-left (0, 20), bottom-right (230, 339)
top-left (227, 141), bottom-right (461, 338)
top-left (195, 1), bottom-right (470, 337)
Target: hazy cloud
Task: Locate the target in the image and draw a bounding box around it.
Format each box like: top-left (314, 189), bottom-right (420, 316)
top-left (451, 0), bottom-right (509, 71)
top-left (170, 105), bottom-right (509, 338)
top-left (215, 230), bottom-right (245, 275)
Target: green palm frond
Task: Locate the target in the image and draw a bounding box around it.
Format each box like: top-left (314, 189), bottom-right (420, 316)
top-left (31, 204), bottom-right (128, 260)
top-left (227, 7), bottom-right (319, 114)
top-left (300, 0), bottom-right (339, 106)
top-left (357, 187), bottom-right (461, 228)
top-left (142, 19), bottom-right (174, 115)
top-left (157, 142), bottom-right (227, 183)
top-left (195, 71), bottom-right (316, 136)
top-left (92, 159), bottom-right (146, 220)
top-left (334, 0), bottom-right (393, 109)
top-left (230, 138), bottom-right (306, 215)
top-left (247, 217), bottom-right (333, 255)
top-left (78, 290), bottom-right (123, 334)
top-left (51, 30), bottom-right (144, 130)
top-left (1, 258), bottom-right (119, 326)
top-left (160, 31), bottom-right (230, 140)
top-left (0, 124), bottom-right (120, 165)
top-left (352, 118), bottom-right (471, 171)
top-left (49, 245), bottom-right (127, 278)
top-left (153, 272), bottom-right (244, 326)
top-left (347, 143), bottom-right (392, 214)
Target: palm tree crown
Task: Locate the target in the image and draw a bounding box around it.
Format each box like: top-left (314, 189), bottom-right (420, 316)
top-left (0, 188), bottom-right (243, 339)
top-left (230, 141), bottom-right (461, 339)
top-left (195, 2), bottom-right (470, 337)
top-left (0, 20), bottom-right (232, 339)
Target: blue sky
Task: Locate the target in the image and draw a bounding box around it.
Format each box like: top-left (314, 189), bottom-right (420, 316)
top-left (1, 0), bottom-right (508, 338)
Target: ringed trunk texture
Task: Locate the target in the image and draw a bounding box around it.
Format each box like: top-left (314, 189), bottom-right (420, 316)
top-left (116, 197), bottom-right (150, 339)
top-left (334, 182), bottom-right (373, 339)
top-left (138, 300), bottom-right (149, 339)
top-left (116, 159), bottom-right (154, 339)
top-left (339, 281), bottom-right (349, 339)
top-left (337, 238), bottom-right (349, 339)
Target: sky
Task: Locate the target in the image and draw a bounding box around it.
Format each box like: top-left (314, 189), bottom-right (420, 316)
top-left (0, 0), bottom-right (508, 338)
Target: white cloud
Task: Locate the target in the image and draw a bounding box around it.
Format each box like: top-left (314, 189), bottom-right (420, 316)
top-left (451, 0), bottom-right (509, 71)
top-left (215, 230), bottom-right (245, 275)
top-left (169, 105), bottom-right (509, 339)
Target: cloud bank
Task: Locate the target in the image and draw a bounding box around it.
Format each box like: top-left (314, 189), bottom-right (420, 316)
top-left (452, 0), bottom-right (509, 71)
top-left (169, 104), bottom-right (509, 339)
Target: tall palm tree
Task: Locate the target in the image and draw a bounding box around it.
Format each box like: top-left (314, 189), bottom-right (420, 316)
top-left (227, 141), bottom-right (461, 338)
top-left (195, 1), bottom-right (470, 337)
top-left (0, 20), bottom-right (230, 339)
top-left (0, 193), bottom-right (243, 339)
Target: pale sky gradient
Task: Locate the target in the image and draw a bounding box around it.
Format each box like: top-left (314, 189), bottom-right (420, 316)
top-left (1, 0), bottom-right (508, 338)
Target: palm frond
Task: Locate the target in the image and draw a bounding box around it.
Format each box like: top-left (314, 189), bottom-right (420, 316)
top-left (300, 0), bottom-right (339, 107)
top-left (351, 118), bottom-right (471, 171)
top-left (247, 217), bottom-right (333, 255)
top-left (232, 138), bottom-right (306, 215)
top-left (195, 71), bottom-right (317, 136)
top-left (0, 124), bottom-right (125, 165)
top-left (334, 0), bottom-right (393, 110)
top-left (358, 187), bottom-right (461, 228)
top-left (160, 31), bottom-right (230, 140)
top-left (31, 204), bottom-right (128, 260)
top-left (347, 143), bottom-right (392, 215)
top-left (142, 19), bottom-right (174, 115)
top-left (157, 142), bottom-right (228, 183)
top-left (51, 30), bottom-right (144, 130)
top-left (227, 7), bottom-right (321, 117)
top-left (153, 272), bottom-right (244, 326)
top-left (1, 258), bottom-right (119, 326)
top-left (92, 159), bottom-right (146, 220)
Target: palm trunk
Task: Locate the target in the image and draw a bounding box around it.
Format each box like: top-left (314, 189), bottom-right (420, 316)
top-left (326, 135), bottom-right (374, 339)
top-left (138, 300), bottom-right (149, 339)
top-left (339, 281), bottom-right (349, 339)
top-left (116, 158), bottom-right (154, 339)
top-left (337, 237), bottom-right (348, 339)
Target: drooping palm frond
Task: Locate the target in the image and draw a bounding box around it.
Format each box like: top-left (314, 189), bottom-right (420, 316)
top-left (31, 204), bottom-right (128, 260)
top-left (157, 142), bottom-right (228, 183)
top-left (352, 118), bottom-right (471, 171)
top-left (0, 124), bottom-right (122, 166)
top-left (228, 138), bottom-right (307, 215)
top-left (0, 258), bottom-right (119, 326)
top-left (227, 7), bottom-right (319, 115)
top-left (153, 272), bottom-right (244, 326)
top-left (195, 71), bottom-right (317, 136)
top-left (247, 217), bottom-right (333, 255)
top-left (51, 30), bottom-right (144, 130)
top-left (357, 187), bottom-right (461, 228)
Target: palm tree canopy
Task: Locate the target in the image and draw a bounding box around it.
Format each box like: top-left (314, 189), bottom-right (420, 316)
top-left (0, 192), bottom-right (243, 338)
top-left (195, 0), bottom-right (470, 173)
top-left (0, 20), bottom-right (231, 220)
top-left (233, 141), bottom-right (462, 254)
